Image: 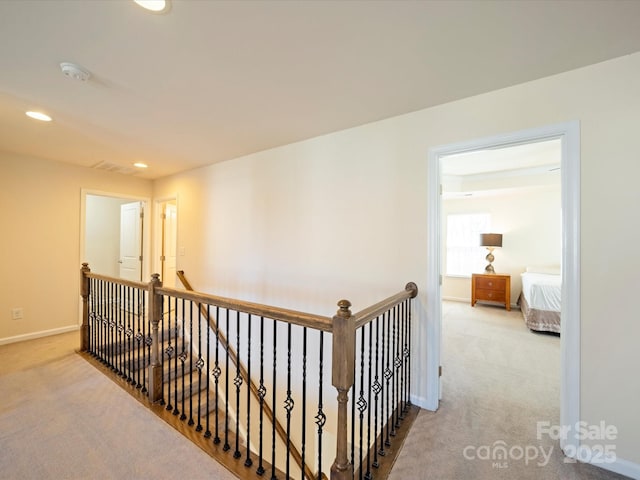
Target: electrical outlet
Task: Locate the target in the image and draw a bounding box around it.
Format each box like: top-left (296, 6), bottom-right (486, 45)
top-left (12, 308), bottom-right (23, 320)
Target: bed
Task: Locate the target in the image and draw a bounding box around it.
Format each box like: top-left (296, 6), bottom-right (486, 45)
top-left (517, 268), bottom-right (561, 333)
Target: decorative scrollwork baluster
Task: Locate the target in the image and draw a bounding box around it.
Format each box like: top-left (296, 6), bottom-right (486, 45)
top-left (245, 313), bottom-right (253, 467)
top-left (256, 315), bottom-right (266, 476)
top-left (316, 330), bottom-right (326, 480)
top-left (213, 306), bottom-right (221, 445)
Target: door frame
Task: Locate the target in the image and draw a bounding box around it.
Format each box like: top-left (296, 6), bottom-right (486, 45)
top-left (425, 121), bottom-right (581, 457)
top-left (80, 189), bottom-right (151, 281)
top-left (153, 195), bottom-right (179, 286)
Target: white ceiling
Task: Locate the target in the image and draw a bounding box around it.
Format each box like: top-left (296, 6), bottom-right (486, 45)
top-left (442, 138), bottom-right (561, 177)
top-left (1, 0), bottom-right (640, 180)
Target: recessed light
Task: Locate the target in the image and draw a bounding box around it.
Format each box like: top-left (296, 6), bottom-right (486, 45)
top-left (133, 0), bottom-right (170, 13)
top-left (26, 111), bottom-right (52, 122)
top-left (133, 162), bottom-right (148, 169)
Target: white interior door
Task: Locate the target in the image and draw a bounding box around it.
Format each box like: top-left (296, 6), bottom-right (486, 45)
top-left (162, 202), bottom-right (177, 288)
top-left (119, 202), bottom-right (143, 281)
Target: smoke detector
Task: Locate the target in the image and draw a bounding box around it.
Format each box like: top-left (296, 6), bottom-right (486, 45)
top-left (60, 62), bottom-right (91, 82)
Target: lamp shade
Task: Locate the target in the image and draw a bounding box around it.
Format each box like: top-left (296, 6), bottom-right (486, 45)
top-left (480, 233), bottom-right (502, 248)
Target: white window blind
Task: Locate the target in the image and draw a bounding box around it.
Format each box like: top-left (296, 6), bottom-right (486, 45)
top-left (446, 213), bottom-right (491, 276)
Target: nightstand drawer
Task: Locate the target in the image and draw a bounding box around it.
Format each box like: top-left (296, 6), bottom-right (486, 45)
top-left (475, 276), bottom-right (506, 291)
top-left (471, 273), bottom-right (511, 311)
top-left (475, 288), bottom-right (506, 302)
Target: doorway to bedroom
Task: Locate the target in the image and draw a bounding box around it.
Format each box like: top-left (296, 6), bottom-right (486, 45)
top-left (81, 191), bottom-right (151, 281)
top-left (426, 121), bottom-right (581, 456)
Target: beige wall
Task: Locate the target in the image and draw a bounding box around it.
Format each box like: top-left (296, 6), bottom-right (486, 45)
top-left (443, 185), bottom-right (562, 303)
top-left (0, 153), bottom-right (152, 343)
top-left (155, 53), bottom-right (640, 467)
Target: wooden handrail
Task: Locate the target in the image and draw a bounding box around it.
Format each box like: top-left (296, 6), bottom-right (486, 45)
top-left (353, 282), bottom-right (418, 330)
top-left (160, 280), bottom-right (333, 332)
top-left (176, 271), bottom-right (317, 480)
top-left (84, 271), bottom-right (148, 290)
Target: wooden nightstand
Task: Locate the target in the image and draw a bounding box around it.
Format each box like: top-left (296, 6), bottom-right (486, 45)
top-left (471, 273), bottom-right (511, 311)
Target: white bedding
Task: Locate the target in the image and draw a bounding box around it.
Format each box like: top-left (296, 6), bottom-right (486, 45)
top-left (520, 272), bottom-right (561, 312)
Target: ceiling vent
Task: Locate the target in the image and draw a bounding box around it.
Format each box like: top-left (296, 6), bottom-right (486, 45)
top-left (60, 62), bottom-right (91, 82)
top-left (92, 161), bottom-right (138, 176)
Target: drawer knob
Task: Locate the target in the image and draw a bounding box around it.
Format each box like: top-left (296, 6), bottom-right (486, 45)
top-left (488, 282), bottom-right (493, 286)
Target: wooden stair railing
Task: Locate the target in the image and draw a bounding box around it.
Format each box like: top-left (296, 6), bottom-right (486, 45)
top-left (80, 263), bottom-right (419, 480)
top-left (176, 270), bottom-right (317, 480)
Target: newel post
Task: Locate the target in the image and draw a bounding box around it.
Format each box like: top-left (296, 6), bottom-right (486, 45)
top-left (148, 273), bottom-right (163, 403)
top-left (331, 299), bottom-right (356, 480)
top-left (80, 263), bottom-right (91, 351)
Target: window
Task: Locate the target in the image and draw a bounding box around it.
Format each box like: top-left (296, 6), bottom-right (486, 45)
top-left (446, 213), bottom-right (491, 276)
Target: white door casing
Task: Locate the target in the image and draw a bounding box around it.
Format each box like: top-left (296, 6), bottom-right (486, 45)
top-left (162, 202), bottom-right (178, 288)
top-left (425, 121), bottom-right (581, 458)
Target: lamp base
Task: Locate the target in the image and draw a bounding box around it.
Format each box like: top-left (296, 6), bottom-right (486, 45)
top-left (484, 248), bottom-right (496, 274)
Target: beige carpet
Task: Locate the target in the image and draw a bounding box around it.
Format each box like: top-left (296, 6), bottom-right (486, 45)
top-left (0, 332), bottom-right (236, 480)
top-left (389, 301), bottom-right (630, 480)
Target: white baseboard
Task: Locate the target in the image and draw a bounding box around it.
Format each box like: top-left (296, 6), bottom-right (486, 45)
top-left (410, 394), bottom-right (434, 411)
top-left (593, 455), bottom-right (640, 480)
top-left (442, 296), bottom-right (468, 303)
top-left (0, 325), bottom-right (79, 346)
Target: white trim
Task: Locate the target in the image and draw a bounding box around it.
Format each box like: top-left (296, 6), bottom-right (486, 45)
top-left (425, 122), bottom-right (581, 459)
top-left (592, 455), bottom-right (640, 479)
top-left (0, 325), bottom-right (79, 346)
top-left (152, 194), bottom-right (179, 282)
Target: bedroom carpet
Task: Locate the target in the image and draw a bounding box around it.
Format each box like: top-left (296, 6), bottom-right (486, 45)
top-left (389, 301), bottom-right (630, 480)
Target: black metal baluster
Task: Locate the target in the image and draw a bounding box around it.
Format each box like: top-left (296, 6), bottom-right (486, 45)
top-left (391, 305), bottom-right (399, 436)
top-left (351, 360), bottom-right (356, 468)
top-left (115, 284), bottom-right (122, 376)
top-left (165, 297), bottom-right (175, 412)
top-left (179, 299), bottom-right (187, 420)
top-left (109, 281), bottom-right (116, 370)
top-left (142, 289), bottom-right (153, 392)
top-left (118, 285), bottom-right (127, 378)
top-left (372, 315), bottom-right (381, 468)
top-left (196, 303), bottom-right (204, 432)
top-left (301, 327), bottom-right (307, 480)
top-left (257, 316), bottom-right (266, 476)
top-left (271, 319), bottom-right (277, 480)
top-left (245, 313), bottom-right (253, 467)
top-left (399, 300), bottom-right (407, 418)
top-left (378, 311), bottom-right (387, 457)
top-left (234, 310), bottom-right (242, 459)
top-left (357, 325), bottom-right (367, 479)
top-left (173, 297), bottom-right (180, 416)
top-left (127, 286), bottom-right (135, 384)
top-left (135, 287), bottom-right (143, 389)
top-left (103, 280), bottom-right (109, 364)
top-left (285, 323), bottom-right (293, 478)
top-left (213, 306), bottom-right (221, 445)
top-left (118, 285), bottom-right (129, 380)
top-left (316, 331), bottom-right (326, 480)
top-left (159, 294), bottom-right (165, 405)
top-left (224, 308), bottom-right (230, 451)
top-left (102, 280), bottom-right (108, 364)
top-left (406, 298), bottom-right (412, 411)
top-left (365, 322), bottom-right (374, 480)
top-left (204, 304), bottom-right (212, 438)
top-left (188, 301), bottom-right (195, 426)
top-left (88, 278), bottom-right (95, 354)
top-left (384, 309), bottom-right (392, 448)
